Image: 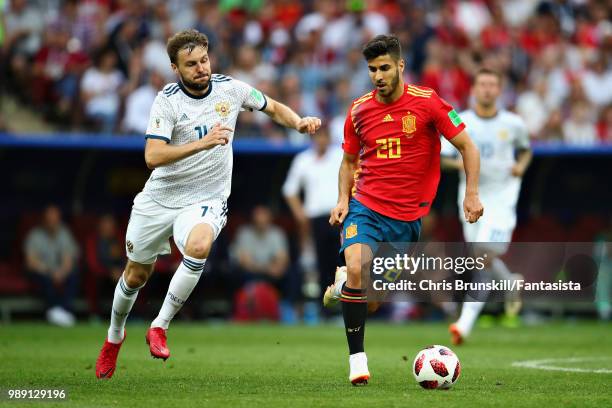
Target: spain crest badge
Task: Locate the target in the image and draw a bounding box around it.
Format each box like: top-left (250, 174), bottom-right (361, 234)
top-left (402, 113), bottom-right (416, 137)
top-left (346, 224), bottom-right (358, 239)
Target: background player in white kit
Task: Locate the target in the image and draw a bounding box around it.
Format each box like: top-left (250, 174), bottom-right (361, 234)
top-left (95, 30), bottom-right (321, 379)
top-left (441, 68), bottom-right (532, 345)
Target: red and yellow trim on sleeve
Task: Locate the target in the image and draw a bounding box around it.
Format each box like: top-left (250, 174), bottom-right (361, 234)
top-left (406, 85), bottom-right (433, 98)
top-left (351, 91), bottom-right (374, 112)
top-left (349, 92), bottom-right (373, 141)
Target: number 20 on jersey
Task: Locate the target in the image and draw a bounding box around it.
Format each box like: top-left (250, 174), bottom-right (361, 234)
top-left (376, 137), bottom-right (401, 158)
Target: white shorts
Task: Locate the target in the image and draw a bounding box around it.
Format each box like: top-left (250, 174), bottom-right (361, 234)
top-left (125, 192), bottom-right (227, 264)
top-left (462, 219), bottom-right (514, 254)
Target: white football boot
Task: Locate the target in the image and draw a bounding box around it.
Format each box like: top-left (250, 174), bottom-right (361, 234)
top-left (322, 266), bottom-right (347, 308)
top-left (349, 352), bottom-right (370, 385)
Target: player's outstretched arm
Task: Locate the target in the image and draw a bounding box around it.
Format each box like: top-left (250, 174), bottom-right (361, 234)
top-left (144, 123), bottom-right (233, 169)
top-left (329, 152), bottom-right (358, 226)
top-left (262, 97), bottom-right (321, 134)
top-left (449, 130), bottom-right (484, 223)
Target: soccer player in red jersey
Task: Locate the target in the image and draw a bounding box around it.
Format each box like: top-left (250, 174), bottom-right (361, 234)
top-left (325, 35), bottom-right (483, 385)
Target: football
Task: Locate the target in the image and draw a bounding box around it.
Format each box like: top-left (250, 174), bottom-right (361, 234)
top-left (412, 345), bottom-right (461, 389)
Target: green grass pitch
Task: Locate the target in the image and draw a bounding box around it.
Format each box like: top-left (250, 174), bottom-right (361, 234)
top-left (1, 322), bottom-right (611, 407)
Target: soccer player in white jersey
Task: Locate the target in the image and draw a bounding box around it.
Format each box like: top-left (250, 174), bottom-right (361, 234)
top-left (441, 68), bottom-right (532, 345)
top-left (95, 30), bottom-right (321, 379)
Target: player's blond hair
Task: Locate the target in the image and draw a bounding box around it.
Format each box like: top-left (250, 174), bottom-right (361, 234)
top-left (166, 30), bottom-right (209, 65)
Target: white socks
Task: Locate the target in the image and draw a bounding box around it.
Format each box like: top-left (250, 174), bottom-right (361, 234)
top-left (456, 259), bottom-right (521, 335)
top-left (107, 256), bottom-right (206, 342)
top-left (108, 275), bottom-right (144, 344)
top-left (151, 256), bottom-right (206, 330)
top-left (456, 300), bottom-right (486, 336)
top-left (456, 269), bottom-right (492, 336)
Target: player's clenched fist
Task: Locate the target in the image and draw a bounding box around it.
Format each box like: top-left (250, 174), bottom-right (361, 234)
top-left (463, 193), bottom-right (484, 223)
top-left (296, 116), bottom-right (321, 134)
top-left (199, 123), bottom-right (233, 150)
top-left (329, 200), bottom-right (349, 226)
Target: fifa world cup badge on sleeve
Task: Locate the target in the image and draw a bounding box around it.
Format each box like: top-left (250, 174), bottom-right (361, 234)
top-left (447, 109), bottom-right (463, 127)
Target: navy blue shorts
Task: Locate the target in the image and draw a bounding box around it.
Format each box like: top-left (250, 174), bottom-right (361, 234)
top-left (340, 198), bottom-right (422, 254)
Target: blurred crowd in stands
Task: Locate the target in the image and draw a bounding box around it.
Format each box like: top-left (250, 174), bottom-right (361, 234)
top-left (1, 0), bottom-right (612, 144)
top-left (18, 203), bottom-right (298, 325)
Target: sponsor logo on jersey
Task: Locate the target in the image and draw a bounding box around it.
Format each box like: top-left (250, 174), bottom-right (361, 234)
top-left (382, 114), bottom-right (394, 122)
top-left (155, 118), bottom-right (160, 129)
top-left (215, 102), bottom-right (230, 118)
top-left (126, 240), bottom-right (134, 253)
top-left (179, 113), bottom-right (190, 122)
top-left (346, 223), bottom-right (358, 239)
top-left (402, 112), bottom-right (416, 136)
top-left (448, 109), bottom-right (463, 127)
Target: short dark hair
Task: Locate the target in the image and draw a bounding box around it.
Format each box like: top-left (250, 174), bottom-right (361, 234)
top-left (474, 68), bottom-right (502, 84)
top-left (362, 35), bottom-right (402, 61)
top-left (166, 29), bottom-right (209, 64)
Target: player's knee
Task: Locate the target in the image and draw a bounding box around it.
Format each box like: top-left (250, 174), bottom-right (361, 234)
top-left (184, 240), bottom-right (210, 259)
top-left (124, 272), bottom-right (147, 288)
top-left (346, 260), bottom-right (361, 279)
top-left (345, 259), bottom-right (363, 290)
top-left (124, 263), bottom-right (152, 288)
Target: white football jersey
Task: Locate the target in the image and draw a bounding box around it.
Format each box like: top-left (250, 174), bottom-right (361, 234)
top-left (142, 74), bottom-right (267, 208)
top-left (441, 109), bottom-right (530, 225)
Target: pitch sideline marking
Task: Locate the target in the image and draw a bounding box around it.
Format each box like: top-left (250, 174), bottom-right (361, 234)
top-left (512, 357), bottom-right (612, 374)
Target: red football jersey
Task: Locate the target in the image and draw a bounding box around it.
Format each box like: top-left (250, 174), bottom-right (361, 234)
top-left (343, 84), bottom-right (465, 221)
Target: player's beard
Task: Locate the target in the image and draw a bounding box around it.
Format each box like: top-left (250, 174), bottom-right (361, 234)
top-left (477, 97), bottom-right (496, 110)
top-left (180, 73), bottom-right (210, 92)
top-left (380, 70), bottom-right (401, 97)
top-left (476, 90), bottom-right (498, 109)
